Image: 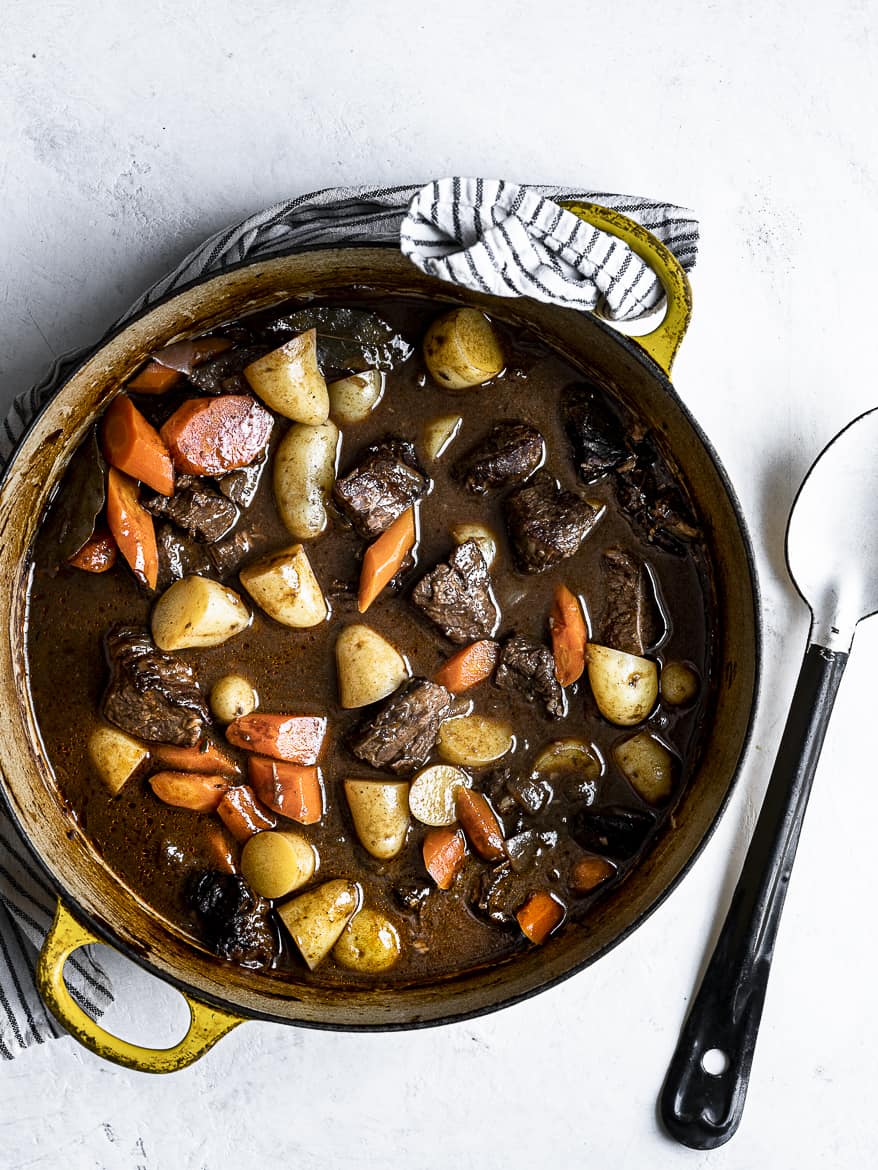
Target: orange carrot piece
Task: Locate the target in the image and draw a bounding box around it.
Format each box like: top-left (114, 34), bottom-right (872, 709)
top-left (225, 714), bottom-right (327, 765)
top-left (216, 785), bottom-right (277, 842)
top-left (202, 822), bottom-right (238, 874)
top-left (68, 526), bottom-right (117, 573)
top-left (152, 742), bottom-right (240, 778)
top-left (248, 756), bottom-right (323, 824)
top-left (127, 362), bottom-right (184, 394)
top-left (569, 855), bottom-right (616, 893)
top-left (357, 507), bottom-right (417, 613)
top-left (516, 891), bottom-right (565, 944)
top-left (106, 467), bottom-right (159, 590)
top-left (434, 639), bottom-right (500, 693)
top-left (549, 583), bottom-right (588, 686)
top-left (160, 396), bottom-right (273, 476)
top-left (422, 826), bottom-right (467, 890)
top-left (456, 789), bottom-right (505, 861)
top-left (102, 395), bottom-right (175, 496)
top-left (149, 771), bottom-right (229, 813)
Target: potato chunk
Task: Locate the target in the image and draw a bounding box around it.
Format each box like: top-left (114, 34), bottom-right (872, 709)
top-left (244, 330), bottom-right (329, 424)
top-left (423, 308), bottom-right (504, 389)
top-left (437, 715), bottom-right (513, 767)
top-left (422, 414), bottom-right (462, 459)
top-left (532, 738), bottom-right (602, 781)
top-left (151, 575), bottom-right (250, 651)
top-left (273, 421), bottom-right (339, 540)
top-left (586, 644), bottom-right (658, 726)
top-left (277, 880), bottom-right (360, 970)
top-left (328, 370), bottom-right (384, 423)
top-left (613, 732), bottom-right (676, 805)
top-left (240, 544), bottom-right (328, 628)
top-left (661, 660), bottom-right (700, 706)
top-left (335, 623), bottom-right (409, 708)
top-left (88, 725), bottom-right (149, 794)
top-left (408, 765), bottom-right (472, 827)
top-left (332, 908), bottom-right (401, 973)
top-left (450, 521), bottom-right (497, 569)
top-left (344, 779), bottom-right (410, 859)
top-left (241, 830), bottom-right (317, 899)
top-left (210, 674), bottom-right (258, 723)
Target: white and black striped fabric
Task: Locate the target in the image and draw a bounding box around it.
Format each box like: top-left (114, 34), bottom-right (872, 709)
top-left (0, 180), bottom-right (699, 1057)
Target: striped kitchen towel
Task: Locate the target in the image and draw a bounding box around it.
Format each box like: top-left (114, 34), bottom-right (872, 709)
top-left (0, 180), bottom-right (699, 1058)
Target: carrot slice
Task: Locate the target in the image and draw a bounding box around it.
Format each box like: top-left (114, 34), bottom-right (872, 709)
top-left (248, 756), bottom-right (323, 824)
top-left (422, 826), bottom-right (467, 890)
top-left (152, 742), bottom-right (240, 778)
top-left (149, 771), bottom-right (229, 812)
top-left (549, 583), bottom-right (588, 686)
top-left (216, 785), bottom-right (277, 842)
top-left (203, 822), bottom-right (238, 874)
top-left (569, 855), bottom-right (616, 893)
top-left (160, 396), bottom-right (273, 476)
top-left (127, 362), bottom-right (184, 394)
top-left (102, 395), bottom-right (175, 496)
top-left (106, 467), bottom-right (159, 590)
top-left (434, 639), bottom-right (500, 693)
top-left (68, 526), bottom-right (117, 573)
top-left (455, 789), bottom-right (505, 861)
top-left (516, 891), bottom-right (565, 944)
top-left (225, 714), bottom-right (327, 765)
top-left (357, 507), bottom-right (416, 613)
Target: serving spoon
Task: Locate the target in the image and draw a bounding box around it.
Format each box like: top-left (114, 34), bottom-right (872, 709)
top-left (660, 406), bottom-right (878, 1148)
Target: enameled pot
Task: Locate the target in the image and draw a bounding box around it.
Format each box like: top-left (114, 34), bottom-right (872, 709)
top-left (0, 205), bottom-right (760, 1072)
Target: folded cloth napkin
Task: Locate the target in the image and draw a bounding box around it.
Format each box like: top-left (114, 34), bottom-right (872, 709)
top-left (0, 180), bottom-right (698, 1058)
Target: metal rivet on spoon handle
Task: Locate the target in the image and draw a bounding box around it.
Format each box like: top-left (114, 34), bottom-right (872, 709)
top-left (660, 407), bottom-right (878, 1149)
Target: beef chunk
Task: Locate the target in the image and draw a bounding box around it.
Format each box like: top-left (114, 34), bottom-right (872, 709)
top-left (188, 871), bottom-right (275, 967)
top-left (453, 421), bottom-right (545, 494)
top-left (504, 471), bottom-right (601, 573)
top-left (484, 766), bottom-right (551, 821)
top-left (333, 437), bottom-right (429, 538)
top-left (348, 678), bottom-right (453, 775)
top-left (144, 476), bottom-right (239, 543)
top-left (216, 454), bottom-right (266, 508)
top-left (562, 382), bottom-right (629, 483)
top-left (102, 626), bottom-right (209, 746)
top-left (600, 547), bottom-right (666, 655)
top-left (570, 806), bottom-right (656, 860)
top-left (207, 525), bottom-right (259, 578)
top-left (393, 882), bottom-right (432, 916)
top-left (156, 523), bottom-right (211, 589)
top-left (188, 345), bottom-right (268, 395)
top-left (469, 863), bottom-right (530, 926)
top-left (614, 434), bottom-right (700, 553)
top-left (494, 634), bottom-right (566, 719)
top-left (411, 540), bottom-right (499, 644)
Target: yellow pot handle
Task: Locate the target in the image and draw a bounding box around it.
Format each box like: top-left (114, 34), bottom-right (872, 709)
top-left (559, 201), bottom-right (693, 377)
top-left (37, 902), bottom-right (243, 1074)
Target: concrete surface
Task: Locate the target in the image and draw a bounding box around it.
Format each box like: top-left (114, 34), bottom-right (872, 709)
top-left (2, 0), bottom-right (877, 1166)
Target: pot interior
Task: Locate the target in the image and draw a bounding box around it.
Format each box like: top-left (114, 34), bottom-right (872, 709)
top-left (0, 248), bottom-right (759, 1027)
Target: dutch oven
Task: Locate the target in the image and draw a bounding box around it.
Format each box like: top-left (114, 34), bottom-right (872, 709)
top-left (0, 204), bottom-right (760, 1071)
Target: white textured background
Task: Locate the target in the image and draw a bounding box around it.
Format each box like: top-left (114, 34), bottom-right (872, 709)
top-left (3, 1), bottom-right (878, 1166)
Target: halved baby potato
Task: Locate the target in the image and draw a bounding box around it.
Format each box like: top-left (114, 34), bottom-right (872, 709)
top-left (532, 738), bottom-right (602, 781)
top-left (408, 764), bottom-right (472, 827)
top-left (328, 370), bottom-right (383, 423)
top-left (586, 644), bottom-right (658, 726)
top-left (151, 575), bottom-right (250, 651)
top-left (273, 420), bottom-right (339, 540)
top-left (344, 779), bottom-right (410, 859)
top-left (244, 329), bottom-right (329, 424)
top-left (450, 521), bottom-right (497, 569)
top-left (277, 879), bottom-right (360, 970)
top-left (423, 308), bottom-right (504, 389)
top-left (88, 725), bottom-right (149, 794)
top-left (613, 732), bottom-right (675, 805)
top-left (422, 413), bottom-right (462, 460)
top-left (240, 544), bottom-right (328, 628)
top-left (335, 624), bottom-right (409, 708)
top-left (241, 829), bottom-right (317, 899)
top-left (332, 907), bottom-right (401, 973)
top-left (210, 674), bottom-right (258, 724)
top-left (437, 714), bottom-right (513, 767)
top-left (661, 660), bottom-right (700, 706)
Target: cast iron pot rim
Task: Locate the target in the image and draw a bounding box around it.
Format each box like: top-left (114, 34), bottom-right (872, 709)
top-left (0, 242), bottom-right (764, 1032)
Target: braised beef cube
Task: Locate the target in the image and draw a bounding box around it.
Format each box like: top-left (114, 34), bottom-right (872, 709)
top-left (144, 476), bottom-right (239, 543)
top-left (188, 345), bottom-right (268, 395)
top-left (188, 870), bottom-right (276, 968)
top-left (509, 773), bottom-right (553, 815)
top-left (333, 436), bottom-right (429, 539)
top-left (469, 863), bottom-right (529, 926)
top-left (600, 547), bottom-right (666, 655)
top-left (562, 382), bottom-right (629, 483)
top-left (504, 471), bottom-right (601, 573)
top-left (506, 830), bottom-right (559, 874)
top-left (494, 634), bottom-right (566, 719)
top-left (453, 421), bottom-right (545, 494)
top-left (156, 523), bottom-right (211, 589)
top-left (570, 806), bottom-right (656, 859)
top-left (208, 526), bottom-right (259, 578)
top-left (216, 454), bottom-right (266, 508)
top-left (614, 439), bottom-right (700, 553)
top-left (102, 625), bottom-right (209, 746)
top-left (348, 678), bottom-right (453, 775)
top-left (393, 882), bottom-right (432, 916)
top-left (485, 766), bottom-right (551, 819)
top-left (411, 540), bottom-right (499, 644)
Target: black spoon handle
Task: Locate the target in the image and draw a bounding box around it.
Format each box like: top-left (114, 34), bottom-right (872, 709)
top-left (660, 641), bottom-right (848, 1149)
